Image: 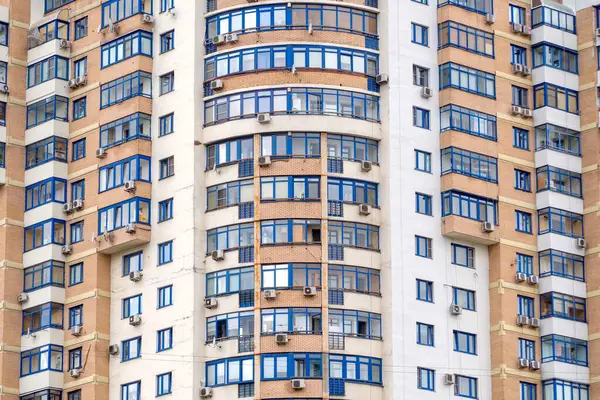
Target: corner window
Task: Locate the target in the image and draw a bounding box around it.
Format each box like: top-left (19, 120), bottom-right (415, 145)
top-left (509, 4), bottom-right (526, 24)
top-left (72, 138), bottom-right (86, 161)
top-left (513, 128), bottom-right (530, 150)
top-left (413, 65), bottom-right (429, 87)
top-left (511, 45), bottom-right (527, 65)
top-left (160, 30), bottom-right (174, 53)
top-left (418, 367), bottom-right (435, 391)
top-left (72, 179), bottom-right (85, 201)
top-left (157, 372), bottom-right (172, 396)
top-left (413, 107), bottom-right (430, 129)
top-left (411, 23), bottom-right (429, 46)
top-left (74, 57), bottom-right (87, 78)
top-left (417, 322), bottom-right (434, 346)
top-left (454, 330), bottom-right (477, 355)
top-left (416, 279), bottom-right (433, 302)
top-left (69, 263), bottom-right (83, 286)
top-left (159, 198), bottom-right (173, 222)
top-left (415, 193), bottom-right (432, 216)
top-left (415, 150), bottom-right (431, 172)
top-left (516, 210), bottom-right (532, 234)
top-left (159, 113), bottom-right (174, 136)
top-left (122, 294), bottom-right (142, 318)
top-left (158, 240), bottom-right (173, 265)
top-left (123, 251), bottom-right (143, 276)
top-left (160, 72), bottom-right (174, 95)
top-left (122, 336), bottom-right (141, 362)
top-left (515, 169), bottom-right (531, 191)
top-left (69, 305), bottom-right (82, 328)
top-left (512, 85), bottom-right (529, 108)
top-left (74, 17), bottom-right (88, 40)
top-left (70, 221), bottom-right (84, 244)
top-left (69, 348), bottom-right (82, 369)
top-left (415, 235), bottom-right (432, 258)
top-left (158, 285), bottom-right (173, 309)
top-left (73, 97), bottom-right (86, 120)
top-left (157, 327), bottom-right (173, 351)
top-left (452, 244), bottom-right (474, 268)
top-left (160, 156), bottom-right (174, 179)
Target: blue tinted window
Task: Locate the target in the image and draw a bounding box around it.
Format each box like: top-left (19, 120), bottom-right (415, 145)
top-left (158, 285), bottom-right (173, 308)
top-left (411, 23), bottom-right (429, 46)
top-left (416, 279), bottom-right (433, 302)
top-left (416, 193), bottom-right (432, 215)
top-left (417, 322), bottom-right (434, 346)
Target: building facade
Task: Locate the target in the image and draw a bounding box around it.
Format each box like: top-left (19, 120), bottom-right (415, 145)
top-left (0, 0), bottom-right (597, 399)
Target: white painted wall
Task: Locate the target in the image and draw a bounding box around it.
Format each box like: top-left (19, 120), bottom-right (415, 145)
top-left (108, 0), bottom-right (205, 398)
top-left (384, 0), bottom-right (492, 398)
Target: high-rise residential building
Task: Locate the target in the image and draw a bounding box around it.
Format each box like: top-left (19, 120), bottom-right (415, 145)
top-left (0, 0), bottom-right (597, 399)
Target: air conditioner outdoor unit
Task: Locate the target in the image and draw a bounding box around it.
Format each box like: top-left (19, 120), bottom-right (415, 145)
top-left (521, 25), bottom-right (531, 35)
top-left (0, 84), bottom-right (8, 94)
top-left (596, 27), bottom-right (600, 37)
top-left (522, 108), bottom-right (533, 118)
top-left (124, 181), bottom-right (136, 192)
top-left (529, 317), bottom-right (540, 328)
top-left (204, 297), bottom-right (218, 309)
top-left (95, 148), bottom-right (107, 158)
top-left (129, 270), bottom-right (143, 282)
top-left (512, 64), bottom-right (524, 74)
top-left (210, 80), bottom-right (223, 90)
top-left (199, 387), bottom-right (213, 398)
top-left (291, 379), bottom-right (305, 390)
top-left (69, 368), bottom-right (81, 378)
top-left (522, 66), bottom-right (531, 76)
top-left (75, 75), bottom-right (87, 86)
top-left (59, 39), bottom-right (71, 49)
top-left (125, 224), bottom-right (136, 233)
top-left (62, 245), bottom-right (72, 255)
top-left (258, 113), bottom-right (271, 123)
top-left (577, 238), bottom-right (586, 248)
top-left (275, 333), bottom-right (289, 344)
top-left (68, 79), bottom-right (79, 88)
top-left (511, 105), bottom-right (522, 115)
top-left (17, 293), bottom-right (29, 303)
top-left (211, 249), bottom-right (225, 261)
top-left (264, 290), bottom-right (277, 299)
top-left (511, 23), bottom-right (523, 33)
top-left (376, 73), bottom-right (389, 84)
top-left (225, 33), bottom-right (238, 43)
top-left (516, 314), bottom-right (529, 326)
top-left (527, 275), bottom-right (539, 285)
top-left (63, 202), bottom-right (73, 214)
top-left (142, 14), bottom-right (155, 23)
top-left (449, 304), bottom-right (462, 315)
top-left (361, 160), bottom-right (372, 172)
top-left (529, 360), bottom-right (540, 370)
top-left (444, 374), bottom-right (455, 385)
top-left (485, 13), bottom-right (495, 24)
top-left (420, 86), bottom-right (433, 98)
top-left (72, 199), bottom-right (83, 210)
top-left (358, 203), bottom-right (371, 215)
top-left (212, 35), bottom-right (226, 45)
top-left (258, 155), bottom-right (272, 166)
top-left (70, 325), bottom-right (82, 336)
top-left (303, 286), bottom-right (317, 296)
top-left (108, 344), bottom-right (120, 355)
top-left (129, 314), bottom-right (142, 326)
top-left (518, 358), bottom-right (530, 368)
top-left (515, 272), bottom-right (526, 282)
top-left (482, 221), bottom-right (494, 232)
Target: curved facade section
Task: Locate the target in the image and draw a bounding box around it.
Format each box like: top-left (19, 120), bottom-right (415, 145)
top-left (201, 1), bottom-right (383, 398)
